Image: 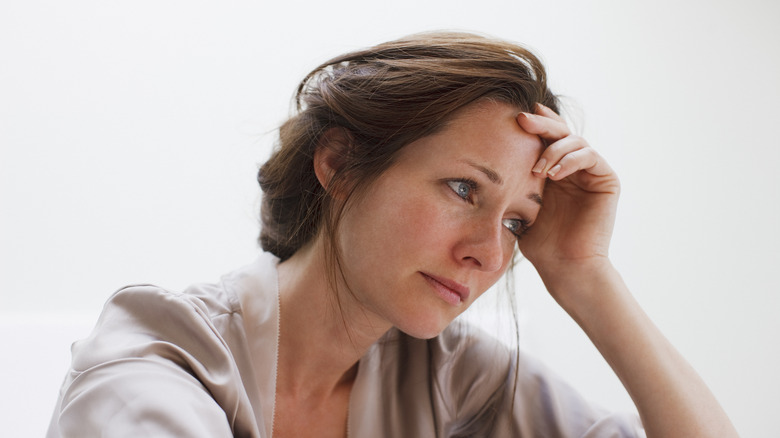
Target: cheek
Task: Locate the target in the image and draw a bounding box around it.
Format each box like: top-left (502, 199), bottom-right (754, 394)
top-left (381, 196), bottom-right (453, 256)
top-left (338, 187), bottom-right (439, 268)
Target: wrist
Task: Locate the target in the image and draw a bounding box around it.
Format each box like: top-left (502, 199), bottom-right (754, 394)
top-left (533, 257), bottom-right (623, 315)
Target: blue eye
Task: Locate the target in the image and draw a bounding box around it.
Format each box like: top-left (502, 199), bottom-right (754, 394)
top-left (502, 218), bottom-right (530, 238)
top-left (447, 179), bottom-right (476, 200)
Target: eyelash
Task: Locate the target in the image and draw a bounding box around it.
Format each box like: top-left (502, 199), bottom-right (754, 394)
top-left (503, 218), bottom-right (531, 239)
top-left (447, 178), bottom-right (478, 203)
top-left (445, 179), bottom-right (531, 239)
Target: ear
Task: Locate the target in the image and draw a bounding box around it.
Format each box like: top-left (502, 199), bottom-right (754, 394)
top-left (313, 127), bottom-right (353, 195)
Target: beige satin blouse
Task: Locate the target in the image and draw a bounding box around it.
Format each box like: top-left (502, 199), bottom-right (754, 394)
top-left (47, 252), bottom-right (644, 437)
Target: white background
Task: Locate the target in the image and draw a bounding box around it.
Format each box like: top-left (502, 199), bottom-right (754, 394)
top-left (1, 0), bottom-right (778, 436)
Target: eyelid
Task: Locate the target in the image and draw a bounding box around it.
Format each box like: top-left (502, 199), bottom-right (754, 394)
top-left (503, 218), bottom-right (531, 239)
top-left (446, 178), bottom-right (479, 201)
top-left (454, 178), bottom-right (478, 191)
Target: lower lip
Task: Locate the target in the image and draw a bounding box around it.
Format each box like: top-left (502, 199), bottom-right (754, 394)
top-left (422, 274), bottom-right (463, 306)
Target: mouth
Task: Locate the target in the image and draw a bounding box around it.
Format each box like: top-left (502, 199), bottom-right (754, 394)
top-left (421, 273), bottom-right (471, 306)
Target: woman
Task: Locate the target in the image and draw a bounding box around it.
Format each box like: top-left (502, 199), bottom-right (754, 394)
top-left (47, 32), bottom-right (738, 437)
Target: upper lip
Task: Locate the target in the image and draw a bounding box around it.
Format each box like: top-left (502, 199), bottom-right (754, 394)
top-left (422, 272), bottom-right (471, 303)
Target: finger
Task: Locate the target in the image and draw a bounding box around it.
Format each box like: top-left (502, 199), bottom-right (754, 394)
top-left (531, 135), bottom-right (587, 177)
top-left (516, 111), bottom-right (570, 142)
top-left (543, 147), bottom-right (603, 181)
top-left (534, 102), bottom-right (565, 123)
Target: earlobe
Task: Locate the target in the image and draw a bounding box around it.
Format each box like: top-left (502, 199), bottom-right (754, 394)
top-left (313, 127), bottom-right (353, 194)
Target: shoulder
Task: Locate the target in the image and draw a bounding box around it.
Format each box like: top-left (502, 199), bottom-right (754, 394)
top-left (71, 252), bottom-right (280, 372)
top-left (109, 281), bottom-right (236, 322)
top-left (67, 283), bottom-right (236, 377)
top-left (50, 255), bottom-right (282, 437)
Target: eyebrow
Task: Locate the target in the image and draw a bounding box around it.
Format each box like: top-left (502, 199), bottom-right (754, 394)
top-left (464, 160), bottom-right (543, 206)
top-left (466, 161), bottom-right (503, 185)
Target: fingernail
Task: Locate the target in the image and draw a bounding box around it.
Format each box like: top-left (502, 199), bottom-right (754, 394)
top-left (547, 164), bottom-right (561, 177)
top-left (532, 158), bottom-right (546, 173)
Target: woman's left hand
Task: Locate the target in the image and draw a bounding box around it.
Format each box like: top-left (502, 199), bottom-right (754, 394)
top-left (515, 104), bottom-right (620, 297)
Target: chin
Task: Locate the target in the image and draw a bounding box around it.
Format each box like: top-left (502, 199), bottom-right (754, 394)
top-left (396, 317), bottom-right (453, 340)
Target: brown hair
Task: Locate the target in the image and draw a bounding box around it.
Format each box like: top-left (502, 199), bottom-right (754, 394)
top-left (257, 31), bottom-right (559, 264)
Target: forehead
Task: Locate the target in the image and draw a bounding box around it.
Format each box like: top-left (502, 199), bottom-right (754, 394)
top-left (444, 99), bottom-right (533, 139)
top-left (397, 101), bottom-right (545, 178)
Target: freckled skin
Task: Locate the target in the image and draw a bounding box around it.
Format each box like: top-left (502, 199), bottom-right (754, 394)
top-left (337, 101), bottom-right (545, 339)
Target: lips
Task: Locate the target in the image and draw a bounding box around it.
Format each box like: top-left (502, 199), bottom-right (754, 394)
top-left (421, 273), bottom-right (471, 306)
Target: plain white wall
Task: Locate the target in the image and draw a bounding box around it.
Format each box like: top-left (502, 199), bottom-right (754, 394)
top-left (1, 0), bottom-right (778, 436)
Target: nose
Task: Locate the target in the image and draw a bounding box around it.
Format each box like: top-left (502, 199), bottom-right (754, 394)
top-left (453, 218), bottom-right (507, 273)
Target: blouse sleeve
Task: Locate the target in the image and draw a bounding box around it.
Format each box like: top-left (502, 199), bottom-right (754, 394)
top-left (47, 285), bottom-right (252, 438)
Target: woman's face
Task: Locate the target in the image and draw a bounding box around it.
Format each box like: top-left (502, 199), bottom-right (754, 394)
top-left (337, 100), bottom-right (545, 339)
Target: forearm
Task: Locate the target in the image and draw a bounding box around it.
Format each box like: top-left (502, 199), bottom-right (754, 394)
top-left (540, 261), bottom-right (739, 438)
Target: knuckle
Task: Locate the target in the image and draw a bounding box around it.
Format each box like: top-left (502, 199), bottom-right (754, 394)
top-left (567, 134), bottom-right (588, 147)
top-left (558, 153), bottom-right (575, 164)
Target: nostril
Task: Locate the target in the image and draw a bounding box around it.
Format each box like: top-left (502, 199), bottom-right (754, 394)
top-left (463, 256), bottom-right (482, 268)
top-left (454, 221), bottom-right (508, 272)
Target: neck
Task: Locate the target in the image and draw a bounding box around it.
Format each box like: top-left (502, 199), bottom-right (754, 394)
top-left (275, 237), bottom-right (391, 399)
